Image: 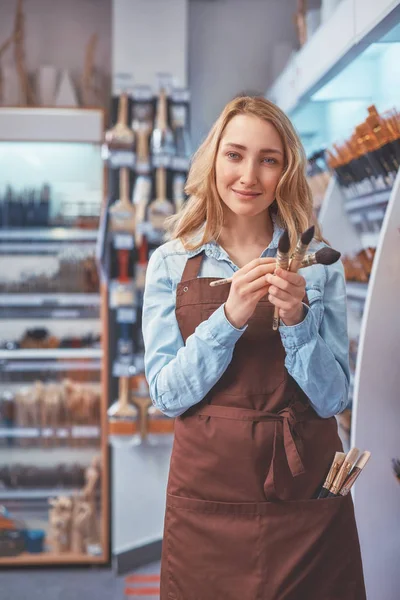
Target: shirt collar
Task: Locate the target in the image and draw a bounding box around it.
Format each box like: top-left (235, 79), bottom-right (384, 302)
top-left (186, 213), bottom-right (284, 261)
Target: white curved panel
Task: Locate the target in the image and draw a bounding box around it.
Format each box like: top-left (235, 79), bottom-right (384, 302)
top-left (349, 170), bottom-right (400, 600)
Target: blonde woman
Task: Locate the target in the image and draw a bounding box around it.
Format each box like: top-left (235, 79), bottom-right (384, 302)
top-left (142, 96), bottom-right (365, 599)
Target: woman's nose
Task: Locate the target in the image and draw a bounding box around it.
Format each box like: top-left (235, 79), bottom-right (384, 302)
top-left (239, 160), bottom-right (258, 186)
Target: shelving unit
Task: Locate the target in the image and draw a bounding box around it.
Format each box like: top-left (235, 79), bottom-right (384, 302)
top-left (0, 108), bottom-right (109, 566)
top-left (267, 4), bottom-right (400, 600)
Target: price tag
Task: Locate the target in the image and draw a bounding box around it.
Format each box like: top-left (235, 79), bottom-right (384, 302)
top-left (51, 310), bottom-right (80, 318)
top-left (172, 89), bottom-right (190, 103)
top-left (113, 361), bottom-right (137, 377)
top-left (72, 426), bottom-right (100, 438)
top-left (132, 86), bottom-right (153, 101)
top-left (172, 157), bottom-right (190, 171)
top-left (117, 307), bottom-right (137, 323)
top-left (113, 233), bottom-right (134, 250)
top-left (153, 154), bottom-right (172, 168)
top-left (109, 151), bottom-right (136, 169)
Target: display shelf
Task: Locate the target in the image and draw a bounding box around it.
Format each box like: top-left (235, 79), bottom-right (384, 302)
top-left (0, 488), bottom-right (83, 500)
top-left (0, 242), bottom-right (97, 255)
top-left (0, 360), bottom-right (101, 373)
top-left (0, 553), bottom-right (106, 566)
top-left (0, 349), bottom-right (102, 360)
top-left (0, 229), bottom-right (99, 241)
top-left (0, 306), bottom-right (100, 320)
top-left (0, 108), bottom-right (110, 568)
top-left (0, 294), bottom-right (100, 308)
top-left (267, 1), bottom-right (400, 111)
top-left (0, 426), bottom-right (100, 440)
top-left (0, 108), bottom-right (104, 144)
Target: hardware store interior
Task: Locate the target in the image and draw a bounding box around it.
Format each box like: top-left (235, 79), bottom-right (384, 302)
top-left (0, 1), bottom-right (399, 599)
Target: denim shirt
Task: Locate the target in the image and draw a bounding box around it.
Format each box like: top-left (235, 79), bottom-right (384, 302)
top-left (142, 223), bottom-right (350, 419)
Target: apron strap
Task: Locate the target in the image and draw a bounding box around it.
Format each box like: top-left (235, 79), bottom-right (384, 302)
top-left (180, 251), bottom-right (205, 283)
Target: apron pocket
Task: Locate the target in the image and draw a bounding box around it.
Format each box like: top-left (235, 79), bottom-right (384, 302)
top-left (258, 494), bottom-right (365, 600)
top-left (165, 494), bottom-right (264, 600)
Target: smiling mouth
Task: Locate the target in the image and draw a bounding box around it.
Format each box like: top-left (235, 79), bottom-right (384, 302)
top-left (232, 188), bottom-right (262, 198)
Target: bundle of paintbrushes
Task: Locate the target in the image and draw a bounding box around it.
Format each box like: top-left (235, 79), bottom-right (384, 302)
top-left (272, 225), bottom-right (314, 330)
top-left (209, 229), bottom-right (341, 298)
top-left (317, 448), bottom-right (371, 499)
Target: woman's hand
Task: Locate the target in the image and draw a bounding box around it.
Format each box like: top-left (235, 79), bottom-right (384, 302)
top-left (266, 268), bottom-right (306, 326)
top-left (224, 258), bottom-right (277, 329)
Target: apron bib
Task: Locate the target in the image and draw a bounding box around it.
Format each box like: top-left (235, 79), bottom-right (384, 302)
top-left (161, 252), bottom-right (366, 600)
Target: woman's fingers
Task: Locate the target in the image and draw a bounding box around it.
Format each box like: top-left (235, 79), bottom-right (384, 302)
top-left (235, 257), bottom-right (276, 277)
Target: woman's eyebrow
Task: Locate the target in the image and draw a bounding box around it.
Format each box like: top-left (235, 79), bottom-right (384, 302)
top-left (223, 142), bottom-right (282, 155)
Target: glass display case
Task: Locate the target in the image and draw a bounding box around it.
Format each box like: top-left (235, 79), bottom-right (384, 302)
top-left (0, 108), bottom-right (110, 566)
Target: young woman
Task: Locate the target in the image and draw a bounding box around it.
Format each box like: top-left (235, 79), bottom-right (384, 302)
top-left (142, 96), bottom-right (366, 600)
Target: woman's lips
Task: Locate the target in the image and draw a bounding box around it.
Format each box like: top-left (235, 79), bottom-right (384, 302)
top-left (232, 188), bottom-right (262, 198)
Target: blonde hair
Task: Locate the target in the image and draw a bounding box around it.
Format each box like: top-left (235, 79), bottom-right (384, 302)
top-left (166, 95), bottom-right (323, 252)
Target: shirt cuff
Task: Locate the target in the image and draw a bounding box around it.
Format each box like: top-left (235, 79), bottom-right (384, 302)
top-left (278, 303), bottom-right (316, 349)
top-left (204, 303), bottom-right (247, 349)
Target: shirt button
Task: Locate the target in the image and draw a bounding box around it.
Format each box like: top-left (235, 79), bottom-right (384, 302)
top-left (183, 286), bottom-right (189, 292)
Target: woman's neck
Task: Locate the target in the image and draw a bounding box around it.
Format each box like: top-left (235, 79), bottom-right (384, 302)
top-left (218, 211), bottom-right (274, 250)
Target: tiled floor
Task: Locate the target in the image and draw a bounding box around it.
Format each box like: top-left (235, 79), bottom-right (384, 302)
top-left (0, 561), bottom-right (161, 600)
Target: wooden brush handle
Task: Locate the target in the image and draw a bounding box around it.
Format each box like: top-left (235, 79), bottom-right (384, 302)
top-left (119, 167), bottom-right (130, 205)
top-left (136, 128), bottom-right (149, 163)
top-left (117, 249), bottom-right (130, 283)
top-left (117, 93), bottom-right (129, 126)
top-left (156, 88), bottom-right (168, 130)
top-left (156, 167), bottom-right (167, 200)
top-left (119, 376), bottom-right (130, 408)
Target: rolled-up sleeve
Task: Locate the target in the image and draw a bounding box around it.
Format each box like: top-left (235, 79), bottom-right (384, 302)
top-left (142, 249), bottom-right (246, 417)
top-left (278, 260), bottom-right (350, 418)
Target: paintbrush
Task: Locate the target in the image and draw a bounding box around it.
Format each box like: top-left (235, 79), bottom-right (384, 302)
top-left (108, 376), bottom-right (138, 436)
top-left (339, 451), bottom-right (371, 496)
top-left (109, 167), bottom-right (135, 233)
top-left (289, 225), bottom-right (315, 273)
top-left (209, 246), bottom-right (341, 288)
top-left (104, 93), bottom-right (135, 151)
top-left (148, 167), bottom-right (175, 231)
top-left (151, 87), bottom-right (175, 158)
top-left (317, 452), bottom-right (346, 498)
top-left (327, 447), bottom-right (359, 497)
top-left (272, 229), bottom-right (290, 331)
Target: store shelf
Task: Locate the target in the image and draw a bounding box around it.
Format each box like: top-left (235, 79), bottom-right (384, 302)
top-left (0, 228), bottom-right (98, 242)
top-left (0, 487), bottom-right (82, 500)
top-left (346, 282), bottom-right (369, 301)
top-left (267, 1), bottom-right (400, 109)
top-left (343, 187), bottom-right (392, 212)
top-left (0, 294), bottom-right (100, 308)
top-left (0, 553), bottom-right (106, 566)
top-left (0, 359), bottom-right (101, 373)
top-left (0, 426), bottom-right (100, 440)
top-left (0, 306), bottom-right (100, 320)
top-left (0, 108), bottom-right (103, 144)
top-left (0, 349), bottom-right (102, 360)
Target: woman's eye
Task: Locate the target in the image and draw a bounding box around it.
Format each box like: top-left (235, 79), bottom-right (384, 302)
top-left (227, 152), bottom-right (240, 160)
top-left (262, 157), bottom-right (277, 164)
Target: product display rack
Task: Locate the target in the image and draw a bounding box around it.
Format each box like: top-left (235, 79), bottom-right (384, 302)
top-left (99, 77), bottom-right (191, 448)
top-left (0, 108), bottom-right (110, 566)
top-left (267, 5), bottom-right (400, 599)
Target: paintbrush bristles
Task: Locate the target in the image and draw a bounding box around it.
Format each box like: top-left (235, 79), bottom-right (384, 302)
top-left (301, 225), bottom-right (315, 246)
top-left (278, 229), bottom-right (290, 253)
top-left (314, 247), bottom-right (341, 265)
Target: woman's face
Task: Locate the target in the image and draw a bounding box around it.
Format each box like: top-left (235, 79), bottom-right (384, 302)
top-left (215, 114), bottom-right (285, 219)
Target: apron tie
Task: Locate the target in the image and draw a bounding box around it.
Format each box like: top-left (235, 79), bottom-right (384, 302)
top-left (264, 404), bottom-right (307, 501)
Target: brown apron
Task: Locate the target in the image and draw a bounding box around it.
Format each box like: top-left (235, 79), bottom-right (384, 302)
top-left (161, 252), bottom-right (366, 600)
